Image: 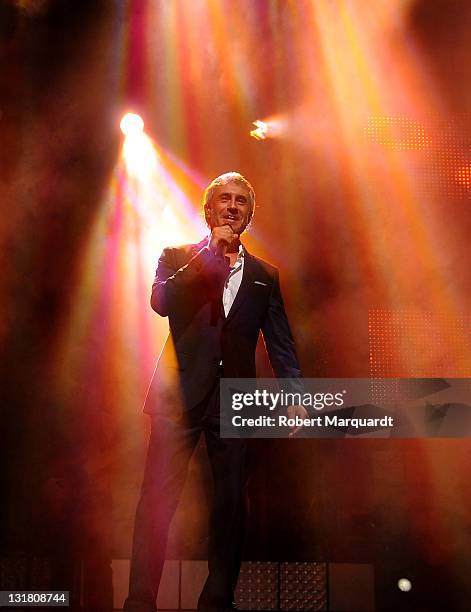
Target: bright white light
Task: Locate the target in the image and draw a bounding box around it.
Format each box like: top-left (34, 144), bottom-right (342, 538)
top-left (122, 133), bottom-right (158, 179)
top-left (120, 113), bottom-right (144, 137)
top-left (250, 117), bottom-right (286, 141)
top-left (398, 578), bottom-right (412, 592)
top-left (250, 120), bottom-right (269, 140)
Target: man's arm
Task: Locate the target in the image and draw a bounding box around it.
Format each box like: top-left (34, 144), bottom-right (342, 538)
top-left (262, 270), bottom-right (308, 436)
top-left (151, 246), bottom-right (228, 316)
top-left (261, 269), bottom-right (302, 379)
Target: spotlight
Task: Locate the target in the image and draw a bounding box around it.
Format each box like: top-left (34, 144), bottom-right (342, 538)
top-left (250, 117), bottom-right (286, 141)
top-left (120, 113), bottom-right (156, 178)
top-left (250, 120), bottom-right (269, 141)
top-left (120, 113), bottom-right (144, 137)
top-left (397, 578), bottom-right (412, 592)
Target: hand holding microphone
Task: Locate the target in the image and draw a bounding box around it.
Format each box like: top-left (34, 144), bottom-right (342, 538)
top-left (209, 224), bottom-right (238, 256)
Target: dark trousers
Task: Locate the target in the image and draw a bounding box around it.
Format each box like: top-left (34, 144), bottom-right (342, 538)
top-left (123, 381), bottom-right (248, 612)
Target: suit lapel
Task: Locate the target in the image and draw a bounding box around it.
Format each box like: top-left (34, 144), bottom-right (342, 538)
top-left (176, 237), bottom-right (209, 267)
top-left (224, 249), bottom-right (258, 324)
top-left (191, 237), bottom-right (209, 255)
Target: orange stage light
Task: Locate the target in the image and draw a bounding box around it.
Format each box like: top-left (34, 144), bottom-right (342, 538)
top-left (364, 115), bottom-right (431, 150)
top-left (455, 165), bottom-right (471, 188)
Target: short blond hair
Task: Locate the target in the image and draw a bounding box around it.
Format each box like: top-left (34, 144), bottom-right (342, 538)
top-left (203, 172), bottom-right (255, 229)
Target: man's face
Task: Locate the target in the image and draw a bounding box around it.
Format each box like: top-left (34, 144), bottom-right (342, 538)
top-left (207, 181), bottom-right (252, 235)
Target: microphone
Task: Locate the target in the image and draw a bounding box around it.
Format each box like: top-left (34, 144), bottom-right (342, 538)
top-left (210, 225), bottom-right (238, 257)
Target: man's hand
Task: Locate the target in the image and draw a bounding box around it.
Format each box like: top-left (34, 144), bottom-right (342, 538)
top-left (287, 405), bottom-right (310, 438)
top-left (209, 225), bottom-right (238, 256)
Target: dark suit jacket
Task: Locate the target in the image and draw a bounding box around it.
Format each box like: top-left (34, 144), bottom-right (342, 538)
top-left (143, 238), bottom-right (301, 415)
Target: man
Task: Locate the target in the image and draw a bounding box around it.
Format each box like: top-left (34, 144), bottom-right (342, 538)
top-left (124, 172), bottom-right (307, 612)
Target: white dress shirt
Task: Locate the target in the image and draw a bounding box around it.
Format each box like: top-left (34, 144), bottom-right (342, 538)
top-left (222, 244), bottom-right (244, 317)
